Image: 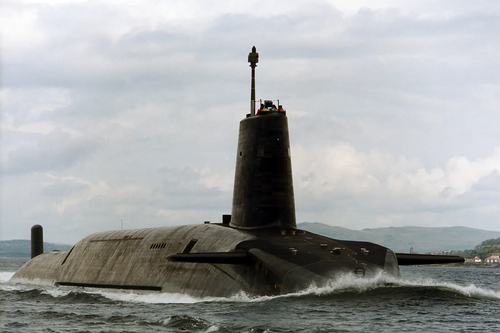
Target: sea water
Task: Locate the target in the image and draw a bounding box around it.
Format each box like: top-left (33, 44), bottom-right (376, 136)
top-left (1, 257), bottom-right (499, 333)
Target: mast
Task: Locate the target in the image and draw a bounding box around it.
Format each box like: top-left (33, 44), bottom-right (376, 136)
top-left (248, 46), bottom-right (259, 116)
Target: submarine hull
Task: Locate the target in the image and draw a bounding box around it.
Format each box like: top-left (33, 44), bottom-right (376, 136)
top-left (11, 224), bottom-right (399, 297)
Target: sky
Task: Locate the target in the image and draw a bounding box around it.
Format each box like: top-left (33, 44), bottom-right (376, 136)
top-left (1, 0), bottom-right (500, 244)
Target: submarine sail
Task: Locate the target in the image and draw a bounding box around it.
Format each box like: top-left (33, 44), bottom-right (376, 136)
top-left (10, 47), bottom-right (464, 297)
top-left (230, 112), bottom-right (296, 230)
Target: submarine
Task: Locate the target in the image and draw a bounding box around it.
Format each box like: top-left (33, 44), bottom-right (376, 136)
top-left (11, 47), bottom-right (464, 297)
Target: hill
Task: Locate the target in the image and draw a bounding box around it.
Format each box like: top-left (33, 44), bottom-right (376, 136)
top-left (298, 223), bottom-right (500, 253)
top-left (449, 237), bottom-right (500, 260)
top-left (3, 224), bottom-right (500, 255)
top-left (0, 240), bottom-right (72, 257)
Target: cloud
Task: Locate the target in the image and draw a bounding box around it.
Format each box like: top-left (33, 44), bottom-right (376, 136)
top-left (293, 143), bottom-right (500, 229)
top-left (2, 0), bottom-right (500, 242)
top-left (154, 166), bottom-right (233, 210)
top-left (294, 143), bottom-right (500, 201)
top-left (2, 128), bottom-right (98, 175)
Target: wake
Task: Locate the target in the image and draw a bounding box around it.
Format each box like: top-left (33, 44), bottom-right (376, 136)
top-left (2, 270), bottom-right (499, 304)
top-left (290, 272), bottom-right (500, 301)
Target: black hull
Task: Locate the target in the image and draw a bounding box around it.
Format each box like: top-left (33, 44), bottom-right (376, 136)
top-left (11, 224), bottom-right (400, 297)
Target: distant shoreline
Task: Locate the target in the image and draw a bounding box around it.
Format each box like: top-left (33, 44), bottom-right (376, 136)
top-left (0, 239), bottom-right (72, 257)
top-left (0, 254), bottom-right (31, 259)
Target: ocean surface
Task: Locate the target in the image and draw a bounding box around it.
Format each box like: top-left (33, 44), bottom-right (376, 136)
top-left (1, 256), bottom-right (499, 333)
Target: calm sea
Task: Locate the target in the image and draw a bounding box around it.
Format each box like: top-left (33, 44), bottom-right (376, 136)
top-left (1, 256), bottom-right (499, 333)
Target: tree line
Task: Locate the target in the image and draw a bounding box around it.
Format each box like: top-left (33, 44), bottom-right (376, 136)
top-left (448, 237), bottom-right (500, 260)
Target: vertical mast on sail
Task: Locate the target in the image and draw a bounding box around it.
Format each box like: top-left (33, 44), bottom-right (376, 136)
top-left (248, 46), bottom-right (259, 116)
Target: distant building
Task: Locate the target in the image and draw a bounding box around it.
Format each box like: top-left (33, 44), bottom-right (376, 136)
top-left (485, 253), bottom-right (500, 264)
top-left (473, 256), bottom-right (482, 263)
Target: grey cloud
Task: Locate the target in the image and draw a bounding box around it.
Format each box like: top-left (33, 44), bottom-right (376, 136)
top-left (2, 1), bottom-right (500, 242)
top-left (2, 129), bottom-right (98, 175)
top-left (41, 179), bottom-right (90, 198)
top-left (456, 171), bottom-right (500, 209)
top-left (155, 166), bottom-right (231, 210)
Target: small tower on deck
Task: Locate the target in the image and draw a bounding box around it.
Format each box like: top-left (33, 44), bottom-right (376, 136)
top-left (230, 47), bottom-right (296, 230)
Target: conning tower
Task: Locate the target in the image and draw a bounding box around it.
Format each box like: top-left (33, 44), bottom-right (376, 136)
top-left (230, 46), bottom-right (296, 230)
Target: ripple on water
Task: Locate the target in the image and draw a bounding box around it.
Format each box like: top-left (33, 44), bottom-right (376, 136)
top-left (2, 267), bottom-right (500, 333)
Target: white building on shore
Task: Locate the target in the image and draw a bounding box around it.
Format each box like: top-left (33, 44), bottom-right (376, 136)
top-left (485, 253), bottom-right (500, 264)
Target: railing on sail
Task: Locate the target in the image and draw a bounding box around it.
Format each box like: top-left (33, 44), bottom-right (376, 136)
top-left (254, 99), bottom-right (286, 116)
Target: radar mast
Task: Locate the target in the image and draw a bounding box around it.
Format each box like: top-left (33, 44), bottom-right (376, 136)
top-left (248, 46), bottom-right (259, 116)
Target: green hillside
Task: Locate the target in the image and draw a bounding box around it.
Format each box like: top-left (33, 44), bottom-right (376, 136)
top-left (450, 237), bottom-right (500, 260)
top-left (298, 222), bottom-right (500, 253)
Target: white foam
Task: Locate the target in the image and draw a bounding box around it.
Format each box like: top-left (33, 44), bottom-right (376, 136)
top-left (3, 270), bottom-right (499, 303)
top-left (204, 325), bottom-right (220, 333)
top-left (392, 275), bottom-right (500, 300)
top-left (41, 288), bottom-right (72, 298)
top-left (222, 272), bottom-right (500, 302)
top-left (295, 271), bottom-right (390, 296)
top-left (79, 272), bottom-right (500, 303)
top-left (0, 272), bottom-right (15, 283)
top-left (283, 272), bottom-right (500, 301)
top-left (0, 272), bottom-right (42, 293)
top-left (96, 290), bottom-right (204, 304)
top-left (0, 284), bottom-right (26, 292)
